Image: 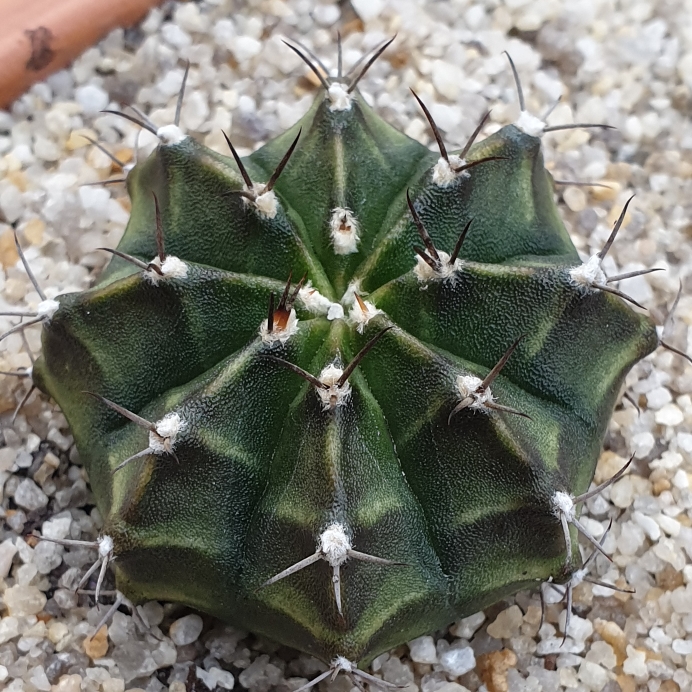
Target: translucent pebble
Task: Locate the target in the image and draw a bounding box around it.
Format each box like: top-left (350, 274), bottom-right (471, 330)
top-left (75, 85), bottom-right (109, 116)
top-left (13, 478), bottom-right (49, 510)
top-left (450, 611), bottom-right (485, 639)
top-left (622, 645), bottom-right (647, 677)
top-left (631, 432), bottom-right (655, 458)
top-left (564, 187), bottom-right (587, 212)
top-left (0, 184), bottom-right (23, 223)
top-left (0, 617), bottom-right (19, 644)
top-left (439, 645), bottom-right (475, 677)
top-left (672, 638), bottom-right (692, 655)
top-left (487, 605), bottom-right (523, 639)
top-left (54, 588), bottom-right (79, 610)
top-left (78, 185), bottom-right (111, 219)
top-left (313, 5), bottom-right (340, 26)
top-left (161, 22), bottom-right (192, 49)
top-left (0, 539), bottom-right (18, 578)
top-left (633, 511), bottom-right (660, 541)
top-left (432, 60), bottom-right (464, 100)
top-left (561, 613), bottom-right (593, 643)
top-left (16, 561), bottom-right (38, 585)
top-left (213, 19), bottom-right (236, 50)
top-left (3, 584), bottom-right (47, 616)
top-left (181, 91), bottom-right (210, 131)
top-left (112, 641), bottom-right (158, 682)
top-left (408, 635), bottom-right (438, 664)
top-left (52, 674), bottom-right (82, 692)
top-left (34, 135), bottom-right (62, 162)
top-left (140, 601), bottom-right (164, 628)
top-left (158, 69), bottom-right (187, 98)
top-left (102, 679), bottom-right (125, 692)
top-left (152, 639), bottom-right (177, 668)
top-left (108, 611), bottom-right (136, 645)
top-left (34, 539), bottom-right (63, 574)
top-left (646, 386), bottom-right (672, 409)
top-left (169, 613), bottom-right (204, 646)
top-left (655, 403), bottom-right (684, 426)
top-left (655, 513), bottom-right (681, 537)
top-left (350, 0), bottom-right (384, 21)
top-left (197, 667), bottom-right (235, 690)
top-left (381, 656), bottom-right (414, 685)
top-left (435, 684), bottom-right (471, 692)
top-left (653, 537), bottom-right (686, 569)
top-left (174, 3), bottom-right (208, 32)
top-left (526, 665), bottom-right (559, 692)
top-left (42, 516), bottom-right (72, 541)
top-left (29, 665), bottom-right (52, 691)
top-left (506, 668), bottom-right (540, 692)
top-left (238, 654), bottom-right (284, 691)
top-left (673, 469), bottom-right (690, 489)
top-left (230, 36), bottom-right (262, 63)
top-left (617, 520), bottom-right (646, 555)
top-left (577, 661), bottom-right (608, 692)
top-left (609, 476), bottom-right (634, 508)
top-left (429, 103), bottom-right (461, 132)
top-left (585, 640), bottom-right (616, 669)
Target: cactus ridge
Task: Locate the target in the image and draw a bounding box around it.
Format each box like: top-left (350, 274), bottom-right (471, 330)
top-left (9, 40), bottom-right (664, 672)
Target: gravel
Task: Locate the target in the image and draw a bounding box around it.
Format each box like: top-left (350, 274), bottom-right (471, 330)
top-left (2, 1), bottom-right (692, 691)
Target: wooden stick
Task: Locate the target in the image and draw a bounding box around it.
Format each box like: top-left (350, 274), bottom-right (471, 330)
top-left (0, 0), bottom-right (165, 108)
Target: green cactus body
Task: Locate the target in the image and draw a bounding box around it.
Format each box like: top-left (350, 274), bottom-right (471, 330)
top-left (33, 69), bottom-right (657, 667)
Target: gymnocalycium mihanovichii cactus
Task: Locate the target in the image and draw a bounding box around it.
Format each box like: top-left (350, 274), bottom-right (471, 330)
top-left (11, 41), bottom-right (668, 680)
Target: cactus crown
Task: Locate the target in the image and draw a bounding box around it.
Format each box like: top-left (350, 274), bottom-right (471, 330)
top-left (30, 42), bottom-right (658, 669)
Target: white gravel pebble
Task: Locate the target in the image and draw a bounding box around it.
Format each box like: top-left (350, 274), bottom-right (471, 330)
top-left (75, 84), bottom-right (109, 116)
top-left (169, 613), bottom-right (204, 646)
top-left (408, 635), bottom-right (438, 664)
top-left (449, 611), bottom-right (485, 639)
top-left (439, 645), bottom-right (475, 677)
top-left (13, 478), bottom-right (48, 510)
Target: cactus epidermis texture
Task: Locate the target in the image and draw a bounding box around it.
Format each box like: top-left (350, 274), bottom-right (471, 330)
top-left (32, 53), bottom-right (658, 668)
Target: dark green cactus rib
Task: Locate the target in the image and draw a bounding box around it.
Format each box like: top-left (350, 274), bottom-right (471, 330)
top-left (33, 77), bottom-right (658, 667)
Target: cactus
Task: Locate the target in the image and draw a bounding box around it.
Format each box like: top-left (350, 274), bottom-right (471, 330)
top-left (10, 41), bottom-right (663, 677)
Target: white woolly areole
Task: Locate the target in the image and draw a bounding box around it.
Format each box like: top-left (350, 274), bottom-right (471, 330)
top-left (149, 412), bottom-right (184, 453)
top-left (569, 254), bottom-right (606, 288)
top-left (330, 207), bottom-right (360, 255)
top-left (160, 256), bottom-right (188, 278)
top-left (157, 124), bottom-right (187, 145)
top-left (317, 363), bottom-right (351, 409)
top-left (143, 256), bottom-right (188, 283)
top-left (340, 281), bottom-right (361, 307)
top-left (348, 299), bottom-right (382, 334)
top-left (37, 299), bottom-right (60, 319)
top-left (332, 656), bottom-right (354, 673)
top-left (456, 374), bottom-right (494, 410)
top-left (515, 111), bottom-right (546, 137)
top-left (299, 284), bottom-right (344, 321)
top-left (432, 154), bottom-right (467, 187)
top-left (259, 308), bottom-right (299, 345)
top-left (251, 187), bottom-right (278, 219)
top-left (319, 523), bottom-right (351, 566)
top-left (551, 491), bottom-right (576, 520)
top-left (328, 83), bottom-right (352, 111)
top-left (98, 535), bottom-right (114, 557)
top-left (327, 303), bottom-right (345, 320)
top-left (413, 249), bottom-right (462, 282)
top-left (299, 284), bottom-right (333, 314)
